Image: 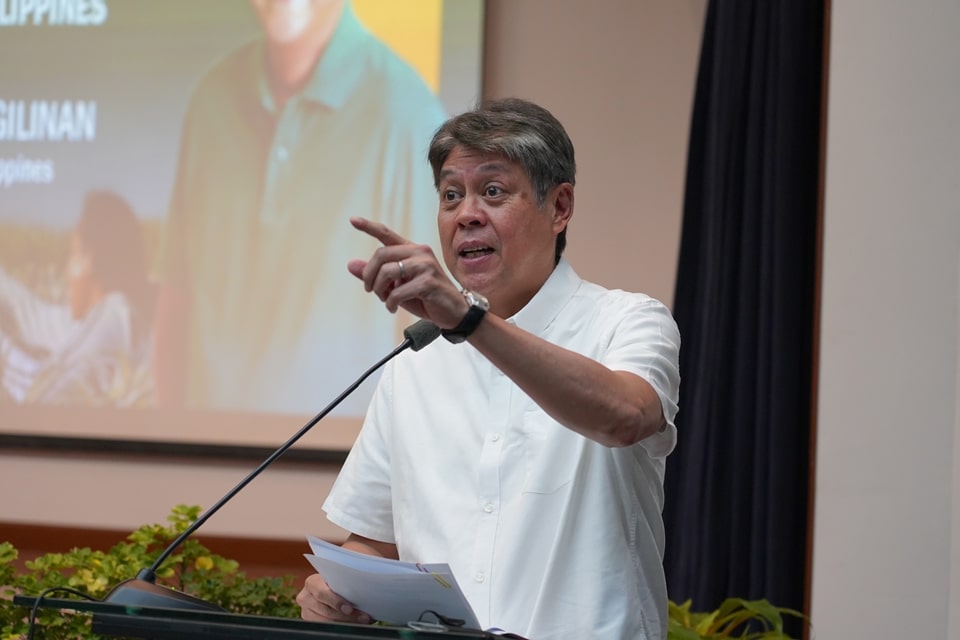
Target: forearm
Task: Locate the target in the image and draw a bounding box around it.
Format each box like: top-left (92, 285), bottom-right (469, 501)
top-left (466, 313), bottom-right (664, 448)
top-left (341, 534), bottom-right (399, 560)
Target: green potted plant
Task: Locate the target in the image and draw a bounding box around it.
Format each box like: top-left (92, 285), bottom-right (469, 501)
top-left (0, 505), bottom-right (300, 639)
top-left (667, 597), bottom-right (806, 639)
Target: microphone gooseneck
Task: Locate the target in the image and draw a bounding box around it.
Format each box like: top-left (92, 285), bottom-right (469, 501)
top-left (103, 319), bottom-right (441, 611)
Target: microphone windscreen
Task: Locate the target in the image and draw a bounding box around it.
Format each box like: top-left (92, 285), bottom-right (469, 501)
top-left (403, 319), bottom-right (441, 351)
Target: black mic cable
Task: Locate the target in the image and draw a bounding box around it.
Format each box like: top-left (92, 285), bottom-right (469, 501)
top-left (103, 319), bottom-right (441, 610)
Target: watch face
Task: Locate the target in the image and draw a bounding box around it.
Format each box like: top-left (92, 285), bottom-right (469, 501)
top-left (463, 289), bottom-right (490, 310)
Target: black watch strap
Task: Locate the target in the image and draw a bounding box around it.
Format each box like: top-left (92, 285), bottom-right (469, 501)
top-left (441, 305), bottom-right (487, 344)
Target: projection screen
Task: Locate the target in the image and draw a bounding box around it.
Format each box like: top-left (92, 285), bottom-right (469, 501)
top-left (0, 0), bottom-right (484, 452)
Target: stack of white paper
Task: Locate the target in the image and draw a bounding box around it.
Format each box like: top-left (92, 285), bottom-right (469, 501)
top-left (305, 536), bottom-right (480, 629)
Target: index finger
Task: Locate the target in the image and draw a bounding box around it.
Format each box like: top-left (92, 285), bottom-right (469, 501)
top-left (350, 217), bottom-right (409, 247)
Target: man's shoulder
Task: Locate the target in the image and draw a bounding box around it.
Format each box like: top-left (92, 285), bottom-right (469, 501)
top-left (347, 35), bottom-right (446, 127)
top-left (558, 277), bottom-right (678, 348)
top-left (571, 277), bottom-right (669, 315)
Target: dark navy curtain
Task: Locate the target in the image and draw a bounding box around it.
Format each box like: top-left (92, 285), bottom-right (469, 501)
top-left (662, 0), bottom-right (825, 631)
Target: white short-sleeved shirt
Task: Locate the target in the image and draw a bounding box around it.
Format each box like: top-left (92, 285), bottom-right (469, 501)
top-left (324, 259), bottom-right (681, 640)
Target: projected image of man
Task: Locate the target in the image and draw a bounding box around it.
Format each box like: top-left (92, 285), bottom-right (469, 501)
top-left (153, 0), bottom-right (446, 414)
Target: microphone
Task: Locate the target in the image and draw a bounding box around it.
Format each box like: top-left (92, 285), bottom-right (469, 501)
top-left (402, 317), bottom-right (442, 351)
top-left (103, 319), bottom-right (441, 611)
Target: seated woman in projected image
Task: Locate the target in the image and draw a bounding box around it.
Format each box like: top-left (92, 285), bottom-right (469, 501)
top-left (0, 191), bottom-right (156, 407)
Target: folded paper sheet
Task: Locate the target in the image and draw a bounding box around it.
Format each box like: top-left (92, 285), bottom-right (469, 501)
top-left (305, 536), bottom-right (480, 629)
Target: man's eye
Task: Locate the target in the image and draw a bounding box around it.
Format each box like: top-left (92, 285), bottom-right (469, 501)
top-left (443, 190), bottom-right (460, 201)
top-left (484, 186), bottom-right (502, 197)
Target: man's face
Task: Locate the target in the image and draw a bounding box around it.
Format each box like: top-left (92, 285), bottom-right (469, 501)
top-left (251, 0), bottom-right (341, 44)
top-left (437, 147), bottom-right (572, 317)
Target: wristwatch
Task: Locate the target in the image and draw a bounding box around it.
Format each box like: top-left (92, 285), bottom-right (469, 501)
top-left (442, 289), bottom-right (490, 344)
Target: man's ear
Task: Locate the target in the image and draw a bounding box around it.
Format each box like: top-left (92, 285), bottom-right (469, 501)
top-left (551, 183), bottom-right (574, 233)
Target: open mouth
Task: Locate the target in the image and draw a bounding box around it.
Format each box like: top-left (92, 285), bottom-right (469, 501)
top-left (459, 246), bottom-right (494, 258)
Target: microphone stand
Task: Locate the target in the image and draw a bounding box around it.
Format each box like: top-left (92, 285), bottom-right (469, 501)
top-left (103, 320), bottom-right (440, 610)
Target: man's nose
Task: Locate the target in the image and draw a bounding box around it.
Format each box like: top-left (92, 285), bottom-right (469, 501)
top-left (456, 194), bottom-right (488, 227)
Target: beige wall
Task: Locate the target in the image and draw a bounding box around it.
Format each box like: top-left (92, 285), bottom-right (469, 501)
top-left (485, 0), bottom-right (706, 307)
top-left (952, 267), bottom-right (960, 640)
top-left (812, 0), bottom-right (960, 638)
top-left (0, 0), bottom-right (705, 542)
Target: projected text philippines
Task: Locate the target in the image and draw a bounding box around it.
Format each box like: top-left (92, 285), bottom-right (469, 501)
top-left (0, 0), bottom-right (107, 26)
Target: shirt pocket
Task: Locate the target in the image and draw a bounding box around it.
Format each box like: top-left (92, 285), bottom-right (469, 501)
top-left (519, 409), bottom-right (585, 494)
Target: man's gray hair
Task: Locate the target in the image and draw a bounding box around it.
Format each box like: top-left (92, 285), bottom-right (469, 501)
top-left (428, 98), bottom-right (576, 263)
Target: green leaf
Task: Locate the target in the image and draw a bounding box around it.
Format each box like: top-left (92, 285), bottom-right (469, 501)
top-left (0, 542), bottom-right (18, 564)
top-left (669, 598), bottom-right (806, 639)
top-left (668, 619), bottom-right (709, 640)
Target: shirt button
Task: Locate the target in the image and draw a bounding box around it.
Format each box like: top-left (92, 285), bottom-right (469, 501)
top-left (490, 433), bottom-right (500, 442)
top-left (474, 572), bottom-right (485, 583)
top-left (483, 502), bottom-right (494, 513)
top-left (276, 145), bottom-right (289, 161)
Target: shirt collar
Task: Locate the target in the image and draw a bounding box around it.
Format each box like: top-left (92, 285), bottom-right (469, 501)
top-left (256, 1), bottom-right (370, 113)
top-left (509, 259), bottom-right (582, 336)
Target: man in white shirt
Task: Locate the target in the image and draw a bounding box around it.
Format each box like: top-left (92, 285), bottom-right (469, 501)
top-left (297, 98), bottom-right (681, 640)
